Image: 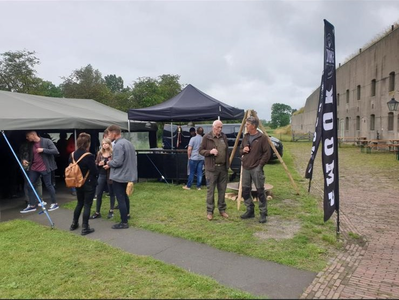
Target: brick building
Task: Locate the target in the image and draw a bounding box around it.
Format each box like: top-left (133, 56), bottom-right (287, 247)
top-left (292, 25), bottom-right (399, 141)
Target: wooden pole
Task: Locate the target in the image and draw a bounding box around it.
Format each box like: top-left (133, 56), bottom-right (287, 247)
top-left (251, 110), bottom-right (300, 195)
top-left (228, 110), bottom-right (251, 210)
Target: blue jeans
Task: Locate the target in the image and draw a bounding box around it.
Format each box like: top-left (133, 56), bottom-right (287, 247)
top-left (187, 159), bottom-right (204, 188)
top-left (28, 170), bottom-right (57, 206)
top-left (113, 181), bottom-right (130, 224)
top-left (95, 174), bottom-right (115, 213)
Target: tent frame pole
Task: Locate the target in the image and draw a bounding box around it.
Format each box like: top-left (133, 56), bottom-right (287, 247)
top-left (1, 131), bottom-right (55, 228)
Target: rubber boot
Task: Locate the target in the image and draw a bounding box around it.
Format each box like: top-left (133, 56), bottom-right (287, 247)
top-left (81, 225), bottom-right (95, 236)
top-left (259, 213), bottom-right (267, 223)
top-left (257, 187), bottom-right (268, 224)
top-left (240, 187), bottom-right (255, 219)
top-left (69, 221), bottom-right (79, 231)
top-left (240, 207), bottom-right (255, 219)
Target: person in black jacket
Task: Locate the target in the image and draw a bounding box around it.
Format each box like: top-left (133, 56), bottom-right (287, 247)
top-left (239, 116), bottom-right (271, 223)
top-left (69, 132), bottom-right (99, 236)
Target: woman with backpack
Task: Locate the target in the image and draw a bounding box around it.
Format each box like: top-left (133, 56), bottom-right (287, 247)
top-left (69, 132), bottom-right (99, 236)
top-left (90, 138), bottom-right (115, 220)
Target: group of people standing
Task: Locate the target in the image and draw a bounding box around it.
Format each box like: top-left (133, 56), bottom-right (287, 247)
top-left (19, 124), bottom-right (137, 236)
top-left (69, 124), bottom-right (137, 235)
top-left (186, 116), bottom-right (271, 223)
top-left (18, 116), bottom-right (270, 236)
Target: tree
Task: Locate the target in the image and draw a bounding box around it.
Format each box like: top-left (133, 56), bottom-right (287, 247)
top-left (270, 103), bottom-right (292, 129)
top-left (0, 49), bottom-right (40, 93)
top-left (61, 64), bottom-right (112, 104)
top-left (129, 74), bottom-right (183, 109)
top-left (158, 74), bottom-right (183, 101)
top-left (104, 74), bottom-right (124, 93)
top-left (30, 78), bottom-right (63, 98)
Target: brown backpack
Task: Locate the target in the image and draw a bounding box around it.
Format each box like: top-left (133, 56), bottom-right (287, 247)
top-left (65, 152), bottom-right (91, 188)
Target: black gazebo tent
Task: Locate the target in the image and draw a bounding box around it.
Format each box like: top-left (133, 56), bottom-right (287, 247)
top-left (128, 84), bottom-right (244, 122)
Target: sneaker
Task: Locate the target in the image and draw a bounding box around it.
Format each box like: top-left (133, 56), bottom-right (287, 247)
top-left (93, 196), bottom-right (97, 201)
top-left (112, 222), bottom-right (129, 229)
top-left (48, 204), bottom-right (59, 212)
top-left (90, 213), bottom-right (101, 219)
top-left (182, 185), bottom-right (191, 190)
top-left (81, 227), bottom-right (95, 235)
top-left (38, 201), bottom-right (47, 207)
top-left (107, 211), bottom-right (114, 219)
top-left (197, 187), bottom-right (201, 190)
top-left (20, 205), bottom-right (37, 213)
top-left (70, 222), bottom-right (79, 231)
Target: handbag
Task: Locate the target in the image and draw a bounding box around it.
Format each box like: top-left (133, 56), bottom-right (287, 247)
top-left (126, 182), bottom-right (134, 196)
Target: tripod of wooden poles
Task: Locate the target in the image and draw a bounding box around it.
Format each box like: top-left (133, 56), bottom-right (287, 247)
top-left (228, 109), bottom-right (299, 210)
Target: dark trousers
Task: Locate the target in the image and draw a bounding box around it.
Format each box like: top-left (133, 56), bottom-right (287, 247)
top-left (28, 170), bottom-right (57, 206)
top-left (205, 166), bottom-right (227, 214)
top-left (113, 181), bottom-right (130, 224)
top-left (74, 183), bottom-right (95, 227)
top-left (95, 174), bottom-right (115, 213)
top-left (241, 166), bottom-right (267, 215)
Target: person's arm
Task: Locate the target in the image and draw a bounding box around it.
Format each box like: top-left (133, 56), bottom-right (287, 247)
top-left (259, 135), bottom-right (271, 167)
top-left (41, 139), bottom-right (59, 156)
top-left (199, 136), bottom-right (211, 157)
top-left (95, 152), bottom-right (102, 166)
top-left (187, 145), bottom-right (193, 159)
top-left (107, 144), bottom-right (125, 168)
top-left (88, 154), bottom-right (99, 177)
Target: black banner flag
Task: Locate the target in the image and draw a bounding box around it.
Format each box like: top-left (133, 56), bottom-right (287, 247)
top-left (305, 20), bottom-right (339, 223)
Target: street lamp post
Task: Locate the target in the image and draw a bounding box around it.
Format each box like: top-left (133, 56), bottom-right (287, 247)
top-left (387, 98), bottom-right (399, 160)
top-left (387, 97), bottom-right (399, 112)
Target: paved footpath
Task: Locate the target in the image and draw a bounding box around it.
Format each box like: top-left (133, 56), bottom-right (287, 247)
top-left (289, 146), bottom-right (399, 299)
top-left (1, 194), bottom-right (315, 299)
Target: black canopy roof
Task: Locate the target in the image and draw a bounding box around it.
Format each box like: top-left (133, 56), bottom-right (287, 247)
top-left (128, 84), bottom-right (244, 122)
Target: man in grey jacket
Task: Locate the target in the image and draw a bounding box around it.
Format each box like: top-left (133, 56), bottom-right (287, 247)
top-left (21, 131), bottom-right (59, 213)
top-left (104, 124), bottom-right (137, 229)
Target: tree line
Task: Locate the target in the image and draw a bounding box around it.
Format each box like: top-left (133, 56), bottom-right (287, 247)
top-left (0, 49), bottom-right (183, 113)
top-left (0, 49), bottom-right (293, 127)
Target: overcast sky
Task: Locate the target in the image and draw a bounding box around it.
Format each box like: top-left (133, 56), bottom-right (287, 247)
top-left (1, 0), bottom-right (399, 120)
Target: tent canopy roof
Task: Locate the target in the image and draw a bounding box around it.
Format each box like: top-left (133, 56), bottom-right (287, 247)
top-left (128, 84), bottom-right (245, 122)
top-left (0, 90), bottom-right (156, 132)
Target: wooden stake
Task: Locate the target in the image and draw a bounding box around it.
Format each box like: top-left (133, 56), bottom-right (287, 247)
top-left (251, 110), bottom-right (300, 195)
top-left (228, 110), bottom-right (252, 210)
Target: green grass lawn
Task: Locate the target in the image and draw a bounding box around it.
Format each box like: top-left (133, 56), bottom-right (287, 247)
top-left (64, 142), bottom-right (342, 273)
top-left (5, 142), bottom-right (381, 299)
top-left (0, 219), bottom-right (256, 299)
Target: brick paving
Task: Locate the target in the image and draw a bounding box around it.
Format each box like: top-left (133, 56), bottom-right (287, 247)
top-left (288, 144), bottom-right (399, 299)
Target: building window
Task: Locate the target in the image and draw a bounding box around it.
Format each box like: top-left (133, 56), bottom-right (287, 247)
top-left (371, 79), bottom-right (376, 96)
top-left (356, 116), bottom-right (360, 130)
top-left (389, 72), bottom-right (395, 92)
top-left (388, 112), bottom-right (394, 131)
top-left (357, 85), bottom-right (361, 100)
top-left (345, 117), bottom-right (349, 130)
top-left (346, 89), bottom-right (349, 103)
top-left (397, 115), bottom-right (399, 132)
top-left (370, 114), bottom-right (375, 131)
top-left (337, 93), bottom-right (340, 106)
